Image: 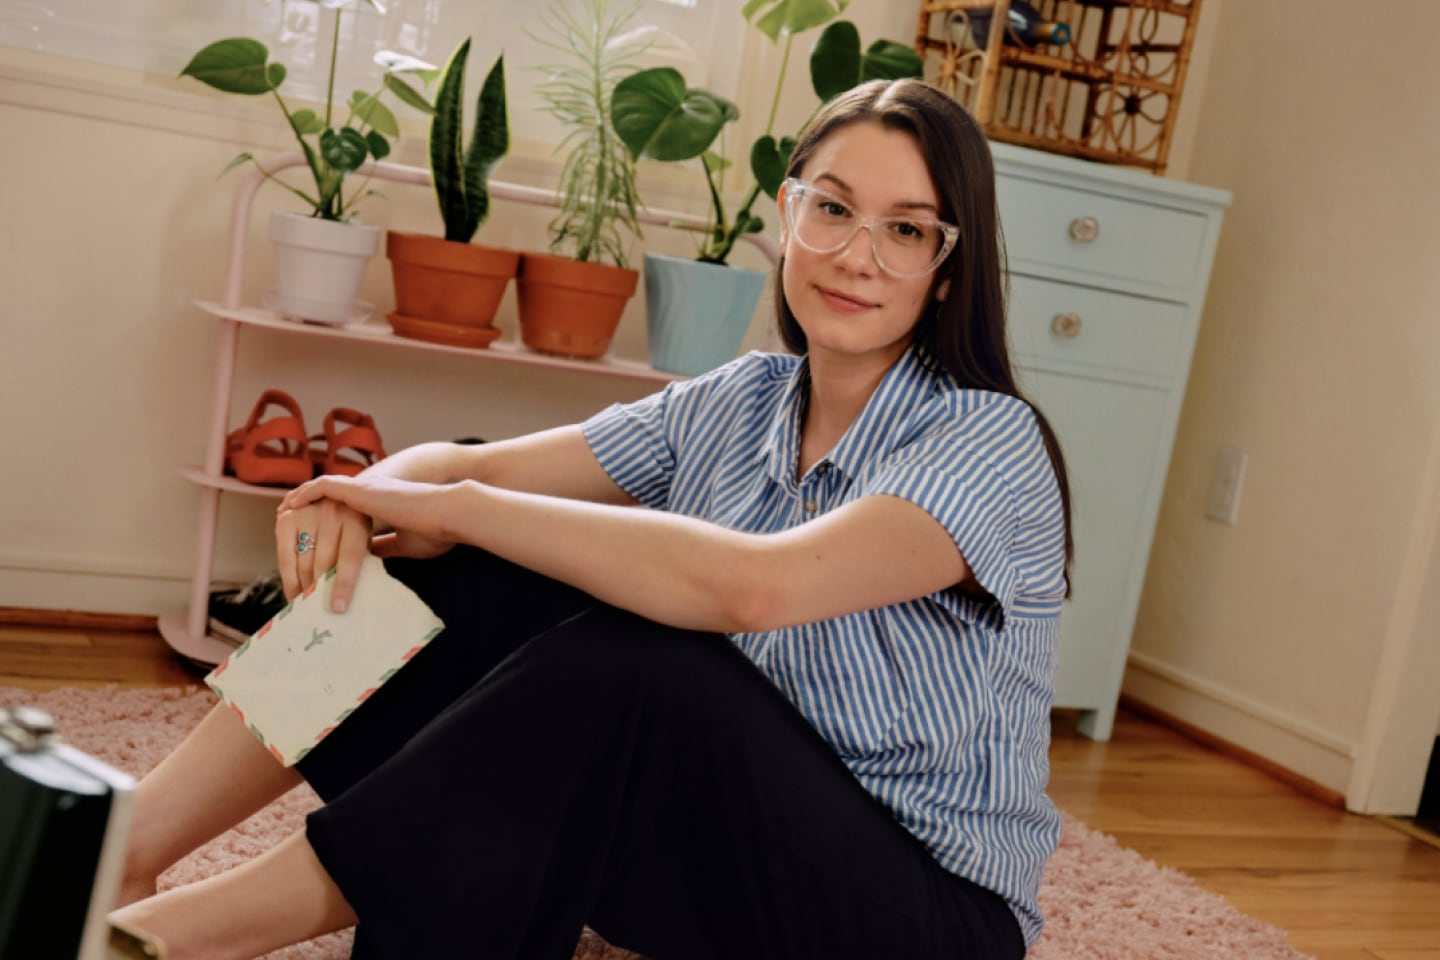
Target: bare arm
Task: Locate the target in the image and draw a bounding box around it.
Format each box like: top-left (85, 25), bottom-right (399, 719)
top-left (275, 426), bottom-right (636, 604)
top-left (284, 473), bottom-right (971, 633)
top-left (361, 426), bottom-right (638, 505)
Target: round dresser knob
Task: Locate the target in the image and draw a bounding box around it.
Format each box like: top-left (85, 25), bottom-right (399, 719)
top-left (1068, 216), bottom-right (1100, 243)
top-left (1051, 312), bottom-right (1083, 339)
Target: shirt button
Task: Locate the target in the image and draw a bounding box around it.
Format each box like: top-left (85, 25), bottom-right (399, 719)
top-left (804, 498), bottom-right (818, 513)
top-left (816, 463), bottom-right (831, 476)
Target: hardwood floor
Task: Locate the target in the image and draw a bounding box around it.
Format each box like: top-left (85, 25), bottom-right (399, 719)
top-left (2, 620), bottom-right (1438, 960)
top-left (1048, 708), bottom-right (1440, 959)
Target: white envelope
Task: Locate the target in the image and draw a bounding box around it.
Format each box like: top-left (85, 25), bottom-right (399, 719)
top-left (206, 554), bottom-right (445, 766)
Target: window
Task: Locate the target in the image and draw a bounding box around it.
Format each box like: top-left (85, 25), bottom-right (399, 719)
top-left (1, 0), bottom-right (743, 149)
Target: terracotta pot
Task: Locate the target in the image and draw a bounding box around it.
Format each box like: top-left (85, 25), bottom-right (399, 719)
top-left (386, 231), bottom-right (520, 330)
top-left (515, 252), bottom-right (639, 359)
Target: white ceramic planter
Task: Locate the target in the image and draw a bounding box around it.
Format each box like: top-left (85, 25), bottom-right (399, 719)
top-left (267, 211), bottom-right (382, 324)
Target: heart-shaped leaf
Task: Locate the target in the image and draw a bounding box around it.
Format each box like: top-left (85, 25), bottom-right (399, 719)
top-left (860, 38), bottom-right (924, 84)
top-left (742, 0), bottom-right (850, 43)
top-left (179, 39), bottom-right (283, 96)
top-left (351, 90), bottom-right (398, 137)
top-left (320, 127), bottom-right (370, 173)
top-left (811, 22), bottom-right (925, 102)
top-left (701, 150), bottom-right (732, 175)
top-left (366, 129), bottom-right (391, 161)
top-left (612, 67), bottom-right (738, 162)
top-left (810, 20), bottom-right (860, 102)
top-left (290, 109), bottom-right (324, 136)
top-left (750, 135), bottom-right (796, 200)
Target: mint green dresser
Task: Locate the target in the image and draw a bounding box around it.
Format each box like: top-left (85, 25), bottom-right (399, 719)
top-left (991, 143), bottom-right (1231, 739)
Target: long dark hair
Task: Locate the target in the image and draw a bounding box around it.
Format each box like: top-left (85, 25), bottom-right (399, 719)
top-left (776, 78), bottom-right (1073, 588)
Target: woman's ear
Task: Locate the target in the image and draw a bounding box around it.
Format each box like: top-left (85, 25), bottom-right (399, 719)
top-left (777, 185), bottom-right (788, 246)
top-left (934, 278), bottom-right (951, 302)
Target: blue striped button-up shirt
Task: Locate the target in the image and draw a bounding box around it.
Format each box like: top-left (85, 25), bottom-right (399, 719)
top-left (582, 344), bottom-right (1066, 946)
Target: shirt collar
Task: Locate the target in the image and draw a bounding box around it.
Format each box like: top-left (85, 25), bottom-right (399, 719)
top-left (754, 344), bottom-right (943, 484)
top-left (825, 343), bottom-right (938, 480)
top-left (755, 357), bottom-right (810, 485)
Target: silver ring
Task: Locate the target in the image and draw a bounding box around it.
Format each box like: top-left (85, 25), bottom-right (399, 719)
top-left (296, 532), bottom-right (316, 554)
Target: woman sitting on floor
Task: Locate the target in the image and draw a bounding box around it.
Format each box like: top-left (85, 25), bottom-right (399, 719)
top-left (112, 77), bottom-right (1072, 960)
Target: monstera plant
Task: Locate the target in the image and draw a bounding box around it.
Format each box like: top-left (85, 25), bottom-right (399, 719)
top-left (611, 2), bottom-right (922, 266)
top-left (608, 0), bottom-right (923, 375)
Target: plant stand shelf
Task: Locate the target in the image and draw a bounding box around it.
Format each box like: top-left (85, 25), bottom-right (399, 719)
top-left (195, 302), bottom-right (681, 383)
top-left (161, 155), bottom-right (778, 668)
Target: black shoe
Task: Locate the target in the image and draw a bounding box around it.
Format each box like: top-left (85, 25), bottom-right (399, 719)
top-left (207, 571), bottom-right (285, 645)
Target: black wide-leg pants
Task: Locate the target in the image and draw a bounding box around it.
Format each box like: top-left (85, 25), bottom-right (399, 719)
top-left (296, 546), bottom-right (1025, 960)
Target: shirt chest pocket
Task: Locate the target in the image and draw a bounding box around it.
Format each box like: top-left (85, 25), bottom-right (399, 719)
top-left (766, 617), bottom-right (912, 760)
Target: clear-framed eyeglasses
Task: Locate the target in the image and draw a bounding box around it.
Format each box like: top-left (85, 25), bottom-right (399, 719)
top-left (781, 177), bottom-right (959, 278)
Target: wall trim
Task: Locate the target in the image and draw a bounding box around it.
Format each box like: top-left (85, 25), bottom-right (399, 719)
top-left (0, 606), bottom-right (158, 632)
top-left (1123, 651), bottom-right (1356, 797)
top-left (1126, 649), bottom-right (1355, 757)
top-left (0, 550), bottom-right (257, 618)
top-left (1119, 694), bottom-right (1347, 809)
top-left (1, 549), bottom-right (198, 585)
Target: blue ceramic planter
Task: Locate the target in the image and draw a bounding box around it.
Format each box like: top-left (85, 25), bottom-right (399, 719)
top-left (644, 253), bottom-right (767, 376)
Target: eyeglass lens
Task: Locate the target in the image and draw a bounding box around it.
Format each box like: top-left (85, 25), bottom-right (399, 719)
top-left (787, 187), bottom-right (947, 276)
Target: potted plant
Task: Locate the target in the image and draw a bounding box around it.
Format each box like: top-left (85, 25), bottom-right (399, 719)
top-left (385, 39), bottom-right (517, 349)
top-left (610, 4), bottom-right (923, 375)
top-left (179, 0), bottom-right (435, 325)
top-left (517, 0), bottom-right (647, 359)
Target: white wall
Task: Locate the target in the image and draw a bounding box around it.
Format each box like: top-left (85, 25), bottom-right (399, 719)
top-left (0, 42), bottom-right (771, 613)
top-left (1122, 0), bottom-right (1440, 808)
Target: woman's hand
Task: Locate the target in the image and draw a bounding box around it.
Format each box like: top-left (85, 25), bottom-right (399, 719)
top-left (277, 475), bottom-right (456, 610)
top-left (274, 497), bottom-right (372, 607)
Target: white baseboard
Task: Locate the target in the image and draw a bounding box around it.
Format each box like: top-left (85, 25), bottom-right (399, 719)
top-left (1123, 651), bottom-right (1356, 795)
top-left (0, 566), bottom-right (187, 617)
top-left (0, 553), bottom-right (264, 618)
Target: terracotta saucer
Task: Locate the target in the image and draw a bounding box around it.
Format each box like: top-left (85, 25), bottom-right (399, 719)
top-left (386, 311), bottom-right (503, 349)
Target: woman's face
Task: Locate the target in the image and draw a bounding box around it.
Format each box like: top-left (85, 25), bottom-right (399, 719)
top-left (780, 121), bottom-right (947, 371)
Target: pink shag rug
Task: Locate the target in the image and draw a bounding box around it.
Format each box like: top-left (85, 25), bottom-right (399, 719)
top-left (9, 685), bottom-right (1311, 960)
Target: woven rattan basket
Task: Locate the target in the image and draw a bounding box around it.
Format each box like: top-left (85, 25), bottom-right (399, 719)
top-left (915, 0), bottom-right (1204, 174)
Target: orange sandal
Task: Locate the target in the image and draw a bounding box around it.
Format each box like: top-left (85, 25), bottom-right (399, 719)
top-left (225, 389), bottom-right (313, 487)
top-left (312, 407), bottom-right (386, 477)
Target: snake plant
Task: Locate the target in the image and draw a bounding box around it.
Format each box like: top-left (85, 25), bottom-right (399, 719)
top-left (429, 40), bottom-right (509, 244)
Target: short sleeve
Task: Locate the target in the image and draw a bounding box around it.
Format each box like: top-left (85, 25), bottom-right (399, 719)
top-left (580, 352), bottom-right (794, 511)
top-left (582, 387), bottom-right (681, 510)
top-left (862, 397), bottom-right (1050, 626)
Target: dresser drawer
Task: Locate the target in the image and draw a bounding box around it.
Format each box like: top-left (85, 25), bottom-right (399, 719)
top-left (996, 174), bottom-right (1209, 292)
top-left (1007, 274), bottom-right (1186, 382)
